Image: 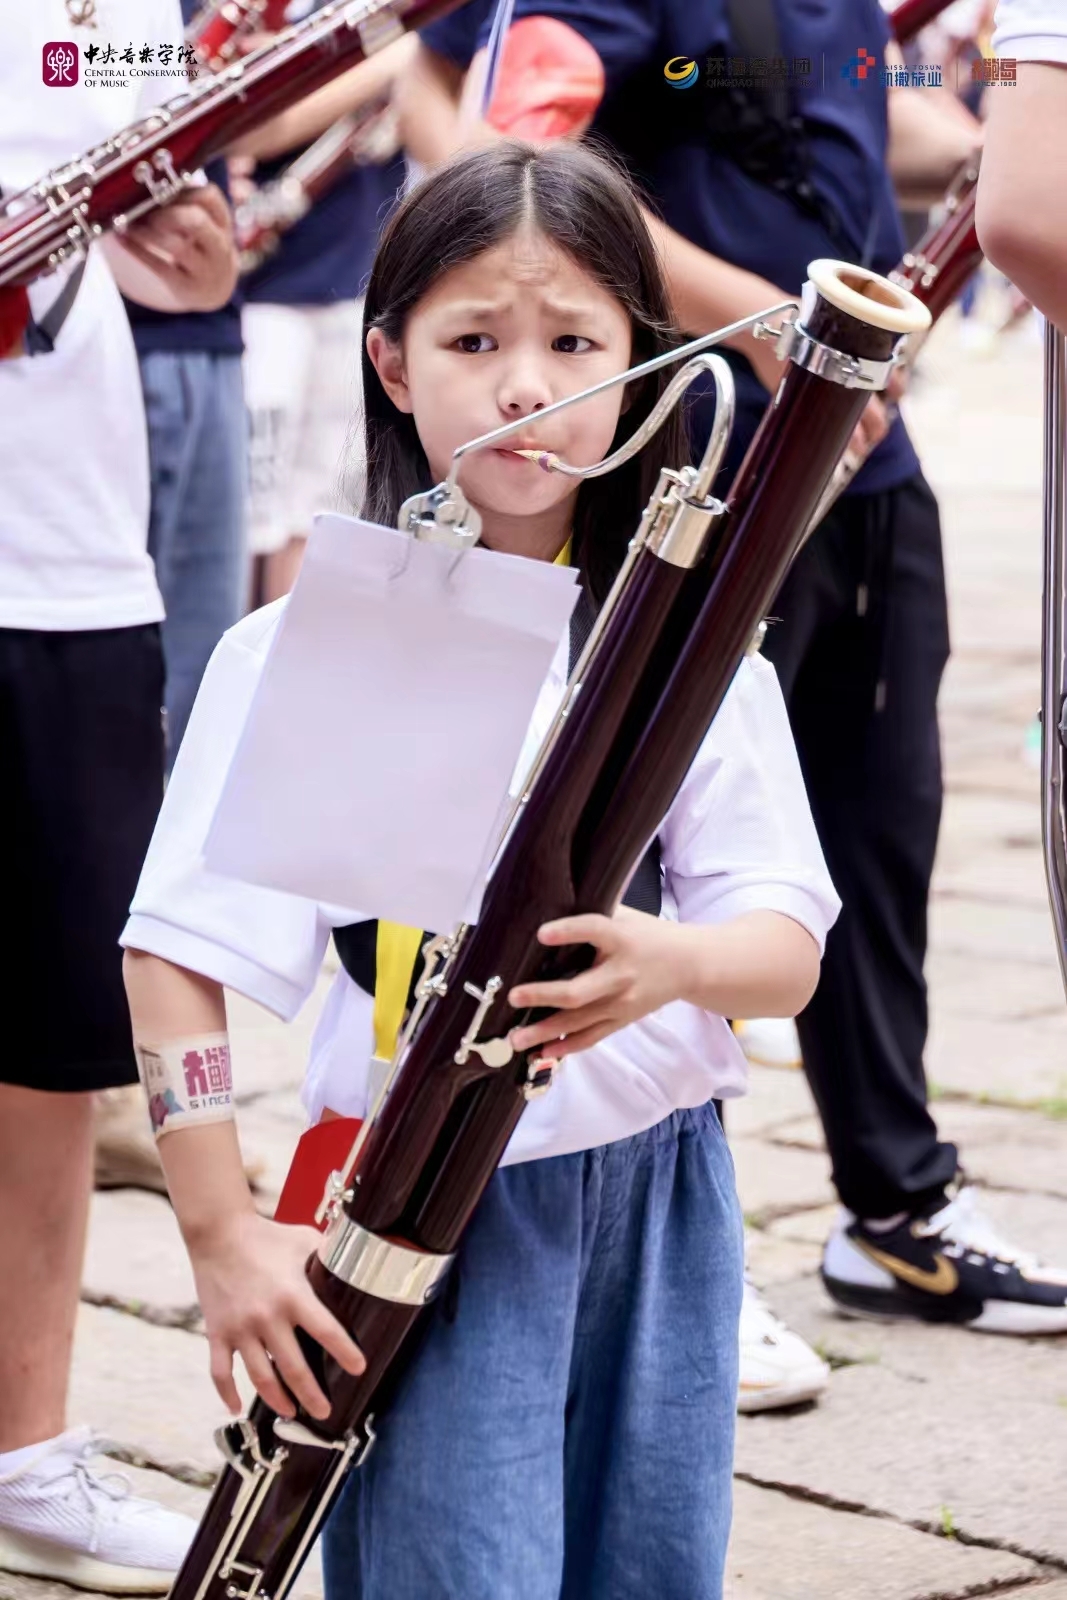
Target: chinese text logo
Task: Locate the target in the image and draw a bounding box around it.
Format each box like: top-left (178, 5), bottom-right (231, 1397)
top-left (972, 56), bottom-right (1017, 85)
top-left (43, 42), bottom-right (79, 85)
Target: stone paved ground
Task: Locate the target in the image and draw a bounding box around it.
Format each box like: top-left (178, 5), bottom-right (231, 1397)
top-left (3, 297), bottom-right (1065, 1600)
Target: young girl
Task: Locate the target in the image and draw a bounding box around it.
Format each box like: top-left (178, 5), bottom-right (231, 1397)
top-left (121, 141), bottom-right (839, 1600)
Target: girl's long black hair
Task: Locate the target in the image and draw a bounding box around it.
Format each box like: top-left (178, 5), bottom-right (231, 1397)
top-left (360, 139), bottom-right (689, 605)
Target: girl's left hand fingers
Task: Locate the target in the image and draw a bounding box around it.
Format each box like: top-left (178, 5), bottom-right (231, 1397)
top-left (535, 913), bottom-right (618, 951)
top-left (533, 1020), bottom-right (616, 1061)
top-left (511, 1003), bottom-right (614, 1053)
top-left (508, 965), bottom-right (616, 1013)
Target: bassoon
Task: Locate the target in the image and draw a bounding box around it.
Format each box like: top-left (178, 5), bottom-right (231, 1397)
top-left (234, 94), bottom-right (396, 275)
top-left (0, 0), bottom-right (463, 304)
top-left (803, 156), bottom-right (982, 532)
top-left (165, 260), bottom-right (930, 1600)
top-left (188, 1), bottom-right (298, 73)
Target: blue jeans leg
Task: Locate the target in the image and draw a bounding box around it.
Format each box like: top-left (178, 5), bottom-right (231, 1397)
top-left (139, 350), bottom-right (248, 765)
top-left (321, 1103), bottom-right (742, 1600)
top-left (561, 1105), bottom-right (743, 1599)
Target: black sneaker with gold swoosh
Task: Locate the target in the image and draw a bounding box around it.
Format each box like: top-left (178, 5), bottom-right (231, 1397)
top-left (821, 1187), bottom-right (1067, 1335)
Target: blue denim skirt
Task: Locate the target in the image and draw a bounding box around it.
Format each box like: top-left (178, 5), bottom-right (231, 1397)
top-left (322, 1101), bottom-right (743, 1600)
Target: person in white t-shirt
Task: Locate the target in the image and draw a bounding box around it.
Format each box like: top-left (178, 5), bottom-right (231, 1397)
top-left (976, 0), bottom-right (1067, 328)
top-left (0, 3), bottom-right (238, 1590)
top-left (121, 141), bottom-right (840, 1600)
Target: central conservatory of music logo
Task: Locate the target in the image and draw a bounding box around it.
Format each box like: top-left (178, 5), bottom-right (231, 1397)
top-left (43, 41), bottom-right (79, 85)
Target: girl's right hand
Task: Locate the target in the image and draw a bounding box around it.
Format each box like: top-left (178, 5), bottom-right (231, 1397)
top-left (188, 1210), bottom-right (366, 1422)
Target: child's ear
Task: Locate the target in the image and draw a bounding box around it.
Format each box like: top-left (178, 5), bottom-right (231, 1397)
top-left (366, 328), bottom-right (413, 414)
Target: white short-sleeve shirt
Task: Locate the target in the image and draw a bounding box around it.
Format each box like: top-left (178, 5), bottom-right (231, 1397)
top-left (0, 0), bottom-right (184, 631)
top-left (993, 0), bottom-right (1067, 61)
top-left (122, 602), bottom-right (842, 1165)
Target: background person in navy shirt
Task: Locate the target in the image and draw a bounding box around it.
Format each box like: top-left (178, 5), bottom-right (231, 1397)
top-left (405, 0), bottom-right (1067, 1371)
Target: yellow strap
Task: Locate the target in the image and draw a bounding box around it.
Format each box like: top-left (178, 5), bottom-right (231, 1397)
top-left (373, 922), bottom-right (425, 1063)
top-left (371, 536), bottom-right (574, 1064)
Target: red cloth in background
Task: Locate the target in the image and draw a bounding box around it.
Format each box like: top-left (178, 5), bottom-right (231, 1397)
top-left (486, 17), bottom-right (605, 140)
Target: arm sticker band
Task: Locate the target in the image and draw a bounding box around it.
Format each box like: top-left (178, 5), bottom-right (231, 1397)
top-left (135, 1033), bottom-right (235, 1139)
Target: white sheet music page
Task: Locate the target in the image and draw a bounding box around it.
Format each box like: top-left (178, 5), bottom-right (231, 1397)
top-left (204, 512), bottom-right (580, 931)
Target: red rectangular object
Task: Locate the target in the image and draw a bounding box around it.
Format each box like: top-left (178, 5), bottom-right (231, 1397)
top-left (273, 1117), bottom-right (362, 1229)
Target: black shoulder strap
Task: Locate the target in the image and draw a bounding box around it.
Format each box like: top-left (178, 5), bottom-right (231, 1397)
top-left (726, 0), bottom-right (789, 124)
top-left (22, 261), bottom-right (87, 356)
top-left (703, 0), bottom-right (857, 259)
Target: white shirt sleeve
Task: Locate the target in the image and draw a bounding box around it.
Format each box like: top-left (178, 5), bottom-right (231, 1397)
top-left (993, 0), bottom-right (1067, 61)
top-left (659, 653), bottom-right (842, 954)
top-left (121, 602), bottom-right (335, 1019)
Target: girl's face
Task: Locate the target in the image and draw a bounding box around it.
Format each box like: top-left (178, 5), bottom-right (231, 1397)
top-left (366, 226), bottom-right (634, 541)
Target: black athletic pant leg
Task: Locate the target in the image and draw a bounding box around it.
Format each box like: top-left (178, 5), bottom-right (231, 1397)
top-left (760, 473), bottom-right (959, 1218)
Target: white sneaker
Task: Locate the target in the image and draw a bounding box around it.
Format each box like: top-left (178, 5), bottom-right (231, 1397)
top-left (738, 1280), bottom-right (831, 1413)
top-left (0, 1427), bottom-right (196, 1593)
top-left (733, 1017), bottom-right (802, 1069)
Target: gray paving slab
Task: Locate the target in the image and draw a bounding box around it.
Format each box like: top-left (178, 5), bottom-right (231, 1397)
top-left (926, 947), bottom-right (1067, 1026)
top-left (83, 1191), bottom-right (198, 1316)
top-left (730, 1138), bottom-right (835, 1226)
top-left (927, 1103), bottom-right (1067, 1199)
top-left (936, 789), bottom-right (1041, 851)
top-left (925, 1002), bottom-right (1067, 1105)
top-left (744, 1230), bottom-right (823, 1289)
top-left (736, 1273), bottom-right (1067, 1564)
top-left (762, 1102), bottom-right (1067, 1203)
top-left (68, 1305), bottom-right (236, 1479)
top-left (721, 1065), bottom-right (818, 1140)
top-left (928, 894), bottom-right (1066, 971)
top-left (765, 1204), bottom-right (839, 1248)
top-left (725, 1479), bottom-right (1041, 1600)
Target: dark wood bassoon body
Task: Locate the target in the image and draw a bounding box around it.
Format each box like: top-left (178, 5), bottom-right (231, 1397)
top-left (168, 262), bottom-right (930, 1600)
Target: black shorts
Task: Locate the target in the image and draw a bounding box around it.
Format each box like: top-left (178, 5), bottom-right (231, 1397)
top-left (0, 624), bottom-right (164, 1092)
